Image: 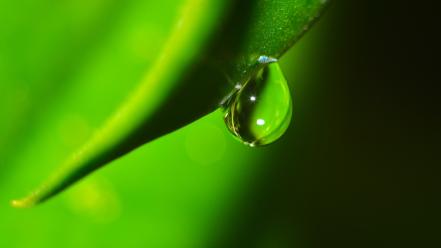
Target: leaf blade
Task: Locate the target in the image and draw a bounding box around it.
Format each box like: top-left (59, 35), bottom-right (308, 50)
top-left (12, 0), bottom-right (329, 207)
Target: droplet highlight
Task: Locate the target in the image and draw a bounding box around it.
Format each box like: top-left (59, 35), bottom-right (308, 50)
top-left (223, 59), bottom-right (292, 147)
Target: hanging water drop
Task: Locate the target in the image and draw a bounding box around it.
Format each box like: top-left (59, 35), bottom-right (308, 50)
top-left (223, 58), bottom-right (292, 147)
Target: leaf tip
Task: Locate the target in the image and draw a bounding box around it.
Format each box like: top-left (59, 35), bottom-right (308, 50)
top-left (10, 194), bottom-right (39, 208)
top-left (10, 199), bottom-right (32, 208)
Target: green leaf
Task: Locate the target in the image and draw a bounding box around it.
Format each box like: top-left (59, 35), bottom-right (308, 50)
top-left (12, 0), bottom-right (329, 207)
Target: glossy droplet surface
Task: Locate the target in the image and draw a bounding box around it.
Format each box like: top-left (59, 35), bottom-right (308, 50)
top-left (224, 61), bottom-right (292, 147)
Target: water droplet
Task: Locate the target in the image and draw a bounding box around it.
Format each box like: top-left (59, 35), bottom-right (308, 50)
top-left (223, 59), bottom-right (292, 147)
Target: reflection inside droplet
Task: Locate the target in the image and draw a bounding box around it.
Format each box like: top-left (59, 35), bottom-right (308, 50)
top-left (256, 119), bottom-right (265, 126)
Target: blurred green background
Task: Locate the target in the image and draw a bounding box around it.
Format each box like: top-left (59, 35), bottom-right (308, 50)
top-left (1, 1), bottom-right (440, 247)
